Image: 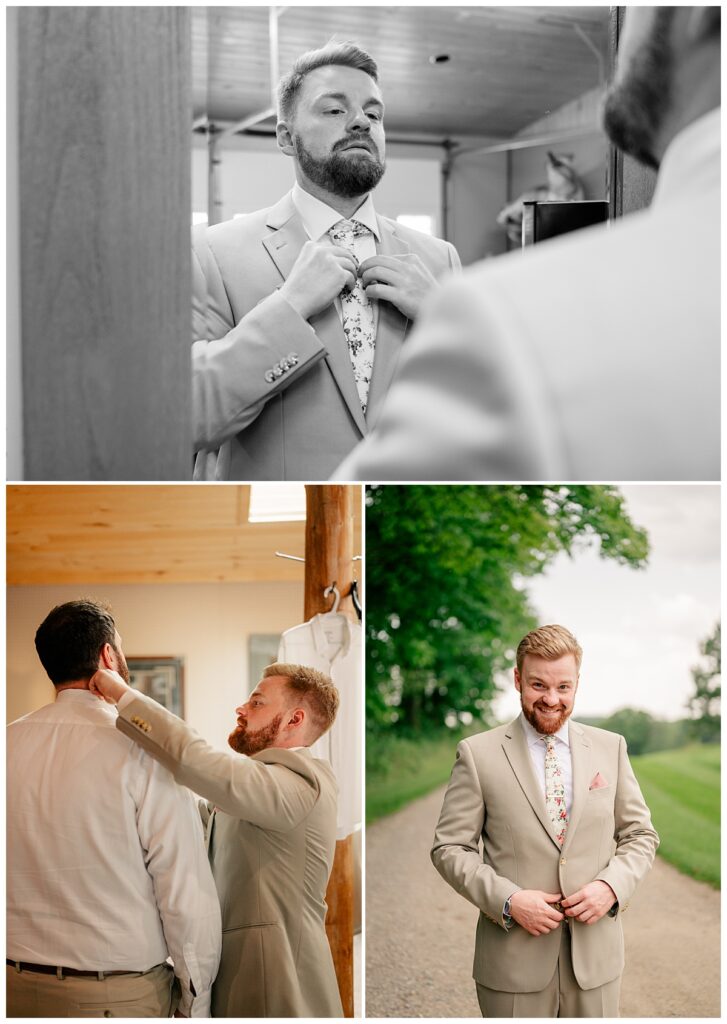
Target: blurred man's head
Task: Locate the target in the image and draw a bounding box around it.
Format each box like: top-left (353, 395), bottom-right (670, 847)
top-left (603, 6), bottom-right (721, 169)
top-left (276, 41), bottom-right (386, 199)
top-left (229, 663), bottom-right (339, 755)
top-left (35, 599), bottom-right (130, 688)
top-left (514, 625), bottom-right (582, 735)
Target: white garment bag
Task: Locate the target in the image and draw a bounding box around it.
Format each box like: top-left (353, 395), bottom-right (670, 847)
top-left (278, 612), bottom-right (362, 839)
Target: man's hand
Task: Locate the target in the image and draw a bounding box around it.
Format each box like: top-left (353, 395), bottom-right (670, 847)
top-left (359, 253), bottom-right (439, 320)
top-left (562, 880), bottom-right (617, 925)
top-left (279, 241), bottom-right (357, 320)
top-left (509, 890), bottom-right (564, 936)
top-left (88, 668), bottom-right (130, 705)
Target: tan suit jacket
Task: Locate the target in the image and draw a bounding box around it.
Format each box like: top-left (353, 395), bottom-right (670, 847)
top-left (431, 716), bottom-right (658, 993)
top-left (191, 191), bottom-right (460, 480)
top-left (117, 691), bottom-right (342, 1018)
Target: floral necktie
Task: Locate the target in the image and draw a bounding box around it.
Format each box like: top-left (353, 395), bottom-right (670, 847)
top-left (328, 219), bottom-right (376, 413)
top-left (544, 735), bottom-right (569, 845)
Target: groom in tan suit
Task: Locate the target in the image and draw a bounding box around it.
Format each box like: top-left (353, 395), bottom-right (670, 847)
top-left (193, 40), bottom-right (460, 480)
top-left (91, 662), bottom-right (343, 1018)
top-left (432, 625), bottom-right (658, 1017)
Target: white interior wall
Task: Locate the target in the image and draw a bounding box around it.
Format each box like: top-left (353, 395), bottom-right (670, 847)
top-left (7, 581), bottom-right (303, 747)
top-left (449, 150), bottom-right (509, 265)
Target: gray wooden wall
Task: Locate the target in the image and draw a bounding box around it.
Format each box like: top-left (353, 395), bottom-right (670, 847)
top-left (17, 8), bottom-right (192, 480)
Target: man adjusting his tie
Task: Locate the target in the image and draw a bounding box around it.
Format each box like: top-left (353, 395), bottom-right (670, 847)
top-left (192, 40), bottom-right (460, 480)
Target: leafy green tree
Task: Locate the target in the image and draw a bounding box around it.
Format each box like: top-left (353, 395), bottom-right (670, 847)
top-left (600, 708), bottom-right (654, 755)
top-left (687, 623), bottom-right (721, 743)
top-left (366, 485), bottom-right (649, 734)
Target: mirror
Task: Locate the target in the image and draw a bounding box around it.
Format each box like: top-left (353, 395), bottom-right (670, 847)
top-left (192, 6), bottom-right (611, 265)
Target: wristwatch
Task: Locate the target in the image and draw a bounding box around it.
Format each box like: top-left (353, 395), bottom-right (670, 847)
top-left (503, 894), bottom-right (515, 929)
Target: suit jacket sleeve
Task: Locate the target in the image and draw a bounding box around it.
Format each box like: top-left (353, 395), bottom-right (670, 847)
top-left (431, 740), bottom-right (519, 930)
top-left (117, 690), bottom-right (320, 832)
top-left (594, 735), bottom-right (659, 908)
top-left (191, 228), bottom-right (327, 450)
top-left (333, 274), bottom-right (563, 481)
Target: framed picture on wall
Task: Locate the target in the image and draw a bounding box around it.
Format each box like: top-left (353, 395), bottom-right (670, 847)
top-left (127, 657), bottom-right (184, 718)
top-left (248, 634), bottom-right (281, 690)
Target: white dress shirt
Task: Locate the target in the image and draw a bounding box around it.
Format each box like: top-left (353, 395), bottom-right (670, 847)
top-left (521, 714), bottom-right (574, 817)
top-left (292, 181), bottom-right (381, 331)
top-left (278, 613), bottom-right (362, 839)
top-left (7, 689), bottom-right (222, 1017)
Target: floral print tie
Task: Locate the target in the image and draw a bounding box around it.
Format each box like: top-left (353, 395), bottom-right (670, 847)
top-left (544, 735), bottom-right (569, 845)
top-left (328, 219), bottom-right (376, 413)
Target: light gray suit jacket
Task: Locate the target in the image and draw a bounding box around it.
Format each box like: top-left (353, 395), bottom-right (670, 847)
top-left (116, 691), bottom-right (343, 1018)
top-left (337, 108), bottom-right (720, 481)
top-left (192, 191), bottom-right (460, 480)
top-left (431, 716), bottom-right (658, 993)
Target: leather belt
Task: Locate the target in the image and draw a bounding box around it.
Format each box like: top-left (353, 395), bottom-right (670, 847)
top-left (6, 959), bottom-right (147, 978)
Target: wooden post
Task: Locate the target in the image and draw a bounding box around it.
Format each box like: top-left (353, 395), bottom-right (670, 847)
top-left (304, 485), bottom-right (355, 1017)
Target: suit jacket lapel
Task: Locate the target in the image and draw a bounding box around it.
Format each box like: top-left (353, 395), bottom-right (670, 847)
top-left (262, 191), bottom-right (367, 436)
top-left (502, 715), bottom-right (562, 851)
top-left (366, 216), bottom-right (411, 428)
top-left (561, 721), bottom-right (591, 855)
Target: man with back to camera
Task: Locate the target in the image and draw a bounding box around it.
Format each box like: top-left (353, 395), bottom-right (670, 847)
top-left (89, 661), bottom-right (344, 1018)
top-left (192, 40), bottom-right (461, 481)
top-left (431, 625), bottom-right (659, 1017)
top-left (6, 600), bottom-right (221, 1018)
top-left (336, 7), bottom-right (720, 481)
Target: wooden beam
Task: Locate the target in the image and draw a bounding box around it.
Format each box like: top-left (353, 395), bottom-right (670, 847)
top-left (18, 8), bottom-right (192, 479)
top-left (304, 485), bottom-right (356, 1017)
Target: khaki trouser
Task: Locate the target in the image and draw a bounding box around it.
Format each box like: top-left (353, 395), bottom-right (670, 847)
top-left (7, 961), bottom-right (176, 1018)
top-left (476, 925), bottom-right (621, 1018)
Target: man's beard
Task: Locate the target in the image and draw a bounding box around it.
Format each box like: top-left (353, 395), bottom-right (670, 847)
top-left (602, 8), bottom-right (676, 171)
top-left (521, 698), bottom-right (572, 736)
top-left (294, 134), bottom-right (385, 199)
top-left (228, 712), bottom-right (283, 756)
top-left (111, 644), bottom-right (130, 684)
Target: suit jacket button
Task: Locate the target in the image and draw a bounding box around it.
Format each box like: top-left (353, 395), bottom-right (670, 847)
top-left (561, 858), bottom-right (567, 865)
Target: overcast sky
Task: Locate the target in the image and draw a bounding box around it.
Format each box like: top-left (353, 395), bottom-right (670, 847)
top-left (493, 484), bottom-right (720, 723)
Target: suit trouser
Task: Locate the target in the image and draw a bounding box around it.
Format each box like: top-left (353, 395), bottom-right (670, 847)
top-left (476, 925), bottom-right (621, 1018)
top-left (6, 962), bottom-right (176, 1018)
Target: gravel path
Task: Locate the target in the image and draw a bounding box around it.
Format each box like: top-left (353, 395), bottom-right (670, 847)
top-left (365, 784), bottom-right (720, 1017)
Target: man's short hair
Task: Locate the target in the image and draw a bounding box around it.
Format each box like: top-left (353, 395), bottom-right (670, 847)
top-left (516, 624), bottom-right (583, 674)
top-left (277, 41), bottom-right (378, 122)
top-left (35, 599), bottom-right (117, 686)
top-left (264, 662), bottom-right (340, 740)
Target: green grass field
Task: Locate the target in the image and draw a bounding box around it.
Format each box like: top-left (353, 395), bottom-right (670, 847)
top-left (367, 734), bottom-right (721, 889)
top-left (631, 744), bottom-right (720, 888)
top-left (366, 731), bottom-right (462, 823)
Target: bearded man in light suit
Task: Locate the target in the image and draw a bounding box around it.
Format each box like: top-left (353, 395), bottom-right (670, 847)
top-left (336, 7), bottom-right (720, 482)
top-left (90, 662), bottom-right (343, 1018)
top-left (192, 40), bottom-right (460, 480)
top-left (432, 625), bottom-right (658, 1018)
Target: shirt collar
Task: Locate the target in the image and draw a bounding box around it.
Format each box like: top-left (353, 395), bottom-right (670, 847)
top-left (521, 712), bottom-right (570, 750)
top-left (292, 182), bottom-right (380, 242)
top-left (310, 612), bottom-right (352, 661)
top-left (55, 688), bottom-right (100, 702)
top-left (652, 106), bottom-right (720, 208)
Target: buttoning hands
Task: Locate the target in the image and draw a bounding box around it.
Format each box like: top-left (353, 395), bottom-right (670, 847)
top-left (509, 890), bottom-right (564, 936)
top-left (561, 880), bottom-right (617, 924)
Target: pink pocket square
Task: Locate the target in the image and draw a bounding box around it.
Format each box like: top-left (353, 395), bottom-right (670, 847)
top-left (589, 771), bottom-right (609, 790)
